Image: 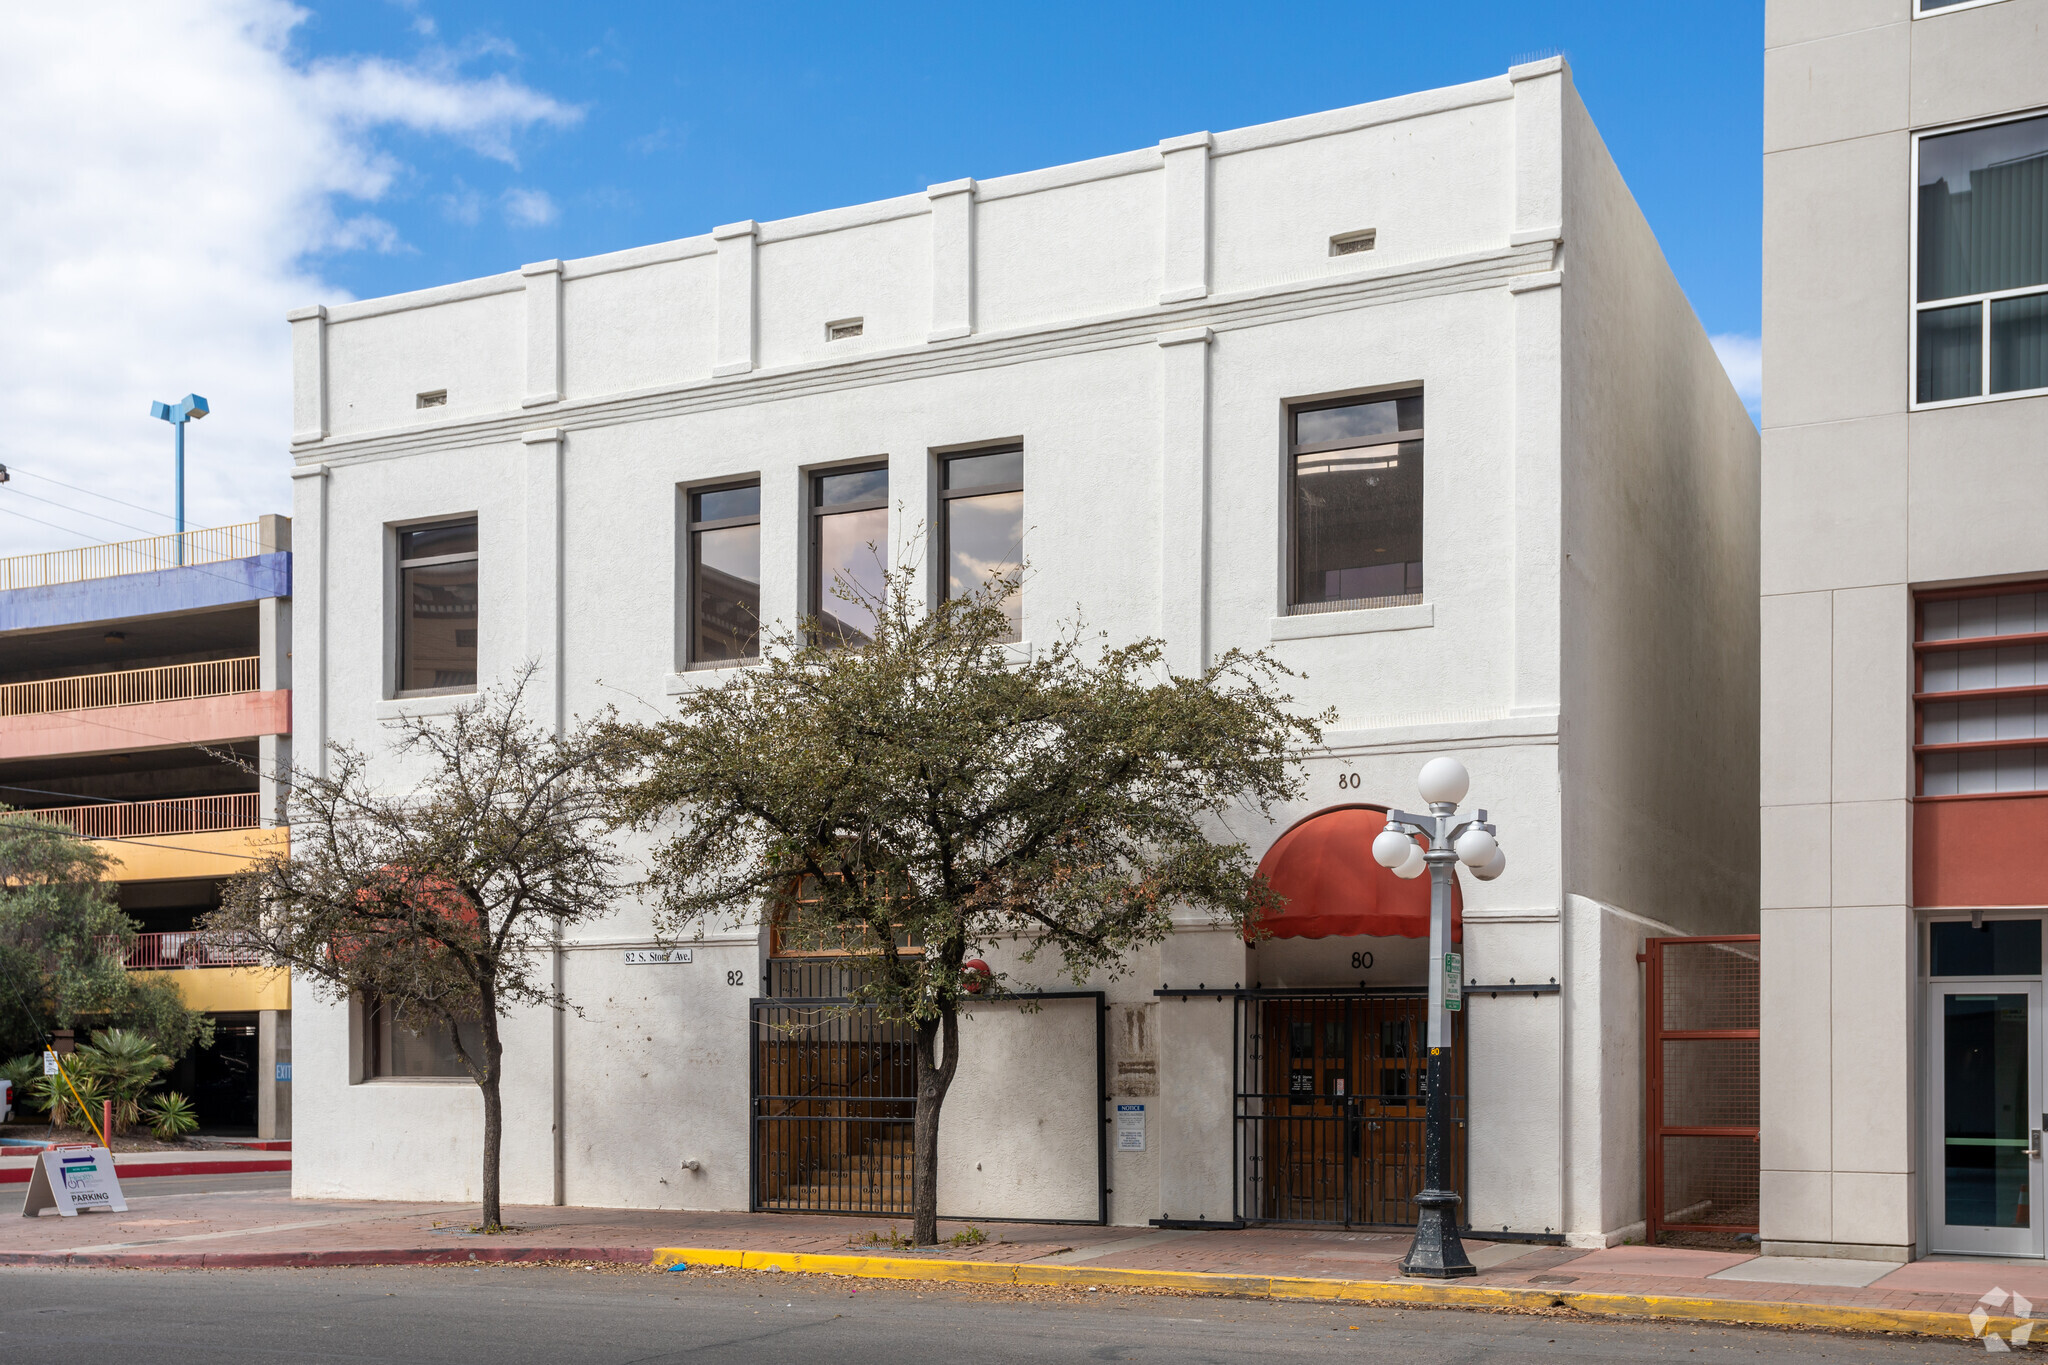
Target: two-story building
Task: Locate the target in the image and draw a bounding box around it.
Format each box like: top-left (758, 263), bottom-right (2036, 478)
top-left (0, 518), bottom-right (294, 1136)
top-left (288, 58), bottom-right (1756, 1243)
top-left (1761, 0), bottom-right (2048, 1262)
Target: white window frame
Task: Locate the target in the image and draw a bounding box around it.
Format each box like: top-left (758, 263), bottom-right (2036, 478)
top-left (1914, 0), bottom-right (2011, 16)
top-left (1909, 106), bottom-right (2048, 411)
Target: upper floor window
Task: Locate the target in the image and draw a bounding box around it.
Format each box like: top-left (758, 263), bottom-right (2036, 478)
top-left (397, 519), bottom-right (477, 696)
top-left (812, 464), bottom-right (888, 646)
top-left (1916, 0), bottom-right (2011, 13)
top-left (688, 481), bottom-right (761, 667)
top-left (940, 446), bottom-right (1023, 642)
top-left (1288, 391), bottom-right (1424, 614)
top-left (1915, 584), bottom-right (2048, 796)
top-left (1914, 112), bottom-right (2048, 405)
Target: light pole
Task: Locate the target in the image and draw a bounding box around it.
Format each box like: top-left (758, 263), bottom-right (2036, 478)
top-left (1371, 755), bottom-right (1507, 1278)
top-left (148, 394), bottom-right (210, 564)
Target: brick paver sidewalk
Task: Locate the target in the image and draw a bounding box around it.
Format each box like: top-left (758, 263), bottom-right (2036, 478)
top-left (8, 1184), bottom-right (2048, 1332)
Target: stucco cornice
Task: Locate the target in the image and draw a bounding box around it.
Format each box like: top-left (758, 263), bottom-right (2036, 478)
top-left (297, 240), bottom-right (1558, 472)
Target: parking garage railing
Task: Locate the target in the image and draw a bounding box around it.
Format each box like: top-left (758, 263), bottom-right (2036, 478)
top-left (0, 792), bottom-right (260, 840)
top-left (0, 656), bottom-right (260, 718)
top-left (0, 522), bottom-right (266, 591)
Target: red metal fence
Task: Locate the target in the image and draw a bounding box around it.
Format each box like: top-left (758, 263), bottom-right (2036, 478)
top-left (0, 793), bottom-right (258, 840)
top-left (121, 932), bottom-right (263, 970)
top-left (1644, 934), bottom-right (1760, 1243)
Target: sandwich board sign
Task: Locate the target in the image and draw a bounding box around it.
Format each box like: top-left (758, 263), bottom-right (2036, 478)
top-left (21, 1146), bottom-right (127, 1217)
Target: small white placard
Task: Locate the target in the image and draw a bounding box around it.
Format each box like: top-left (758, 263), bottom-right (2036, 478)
top-left (41, 1051), bottom-right (57, 1076)
top-left (1116, 1103), bottom-right (1146, 1153)
top-left (624, 948), bottom-right (693, 965)
top-left (21, 1146), bottom-right (127, 1218)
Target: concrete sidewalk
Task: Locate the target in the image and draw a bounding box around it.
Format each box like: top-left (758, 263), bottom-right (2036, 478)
top-left (4, 1191), bottom-right (2044, 1342)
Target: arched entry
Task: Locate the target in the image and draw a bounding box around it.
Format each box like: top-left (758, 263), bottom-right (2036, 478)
top-left (1238, 804), bottom-right (1466, 1227)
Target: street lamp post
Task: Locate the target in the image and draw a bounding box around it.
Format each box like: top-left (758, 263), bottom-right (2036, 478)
top-left (148, 394), bottom-right (210, 564)
top-left (1372, 755), bottom-right (1507, 1278)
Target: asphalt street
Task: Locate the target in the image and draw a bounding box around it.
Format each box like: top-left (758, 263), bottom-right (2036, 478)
top-left (0, 1264), bottom-right (1989, 1364)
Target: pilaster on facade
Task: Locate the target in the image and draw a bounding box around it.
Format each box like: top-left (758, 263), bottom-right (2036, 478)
top-left (927, 179), bottom-right (977, 343)
top-left (712, 221), bottom-right (759, 377)
top-left (522, 428), bottom-right (566, 736)
top-left (287, 305), bottom-right (327, 446)
top-left (522, 260), bottom-right (564, 408)
top-left (1509, 56), bottom-right (1565, 254)
top-left (1158, 133), bottom-right (1212, 305)
top-left (1157, 327), bottom-right (1212, 677)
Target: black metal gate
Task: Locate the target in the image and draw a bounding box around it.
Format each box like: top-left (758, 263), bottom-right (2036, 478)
top-left (1236, 991), bottom-right (1465, 1227)
top-left (750, 992), bottom-right (916, 1216)
top-left (750, 958), bottom-right (1109, 1222)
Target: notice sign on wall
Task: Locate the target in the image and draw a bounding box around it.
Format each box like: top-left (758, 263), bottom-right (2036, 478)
top-left (21, 1146), bottom-right (127, 1218)
top-left (1116, 1103), bottom-right (1146, 1152)
top-left (624, 949), bottom-right (693, 965)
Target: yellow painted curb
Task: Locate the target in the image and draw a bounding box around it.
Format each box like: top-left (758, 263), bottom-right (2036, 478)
top-left (647, 1246), bottom-right (2030, 1342)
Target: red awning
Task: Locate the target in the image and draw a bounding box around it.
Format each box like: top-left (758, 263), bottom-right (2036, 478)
top-left (1250, 805), bottom-right (1461, 942)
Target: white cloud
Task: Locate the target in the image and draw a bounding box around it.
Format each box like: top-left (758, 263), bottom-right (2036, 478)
top-left (0, 1), bottom-right (578, 555)
top-left (1711, 333), bottom-right (1763, 420)
top-left (502, 187), bottom-right (558, 228)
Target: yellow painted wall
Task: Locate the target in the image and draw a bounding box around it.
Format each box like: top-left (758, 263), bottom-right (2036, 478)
top-left (130, 965), bottom-right (290, 1013)
top-left (101, 826), bottom-right (287, 882)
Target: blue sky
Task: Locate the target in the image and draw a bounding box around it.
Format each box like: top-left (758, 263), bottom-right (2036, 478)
top-left (310, 0), bottom-right (1762, 337)
top-left (0, 2), bottom-right (1761, 554)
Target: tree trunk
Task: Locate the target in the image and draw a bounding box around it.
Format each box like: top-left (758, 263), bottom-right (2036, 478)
top-left (911, 1004), bottom-right (961, 1246)
top-left (478, 1019), bottom-right (506, 1231)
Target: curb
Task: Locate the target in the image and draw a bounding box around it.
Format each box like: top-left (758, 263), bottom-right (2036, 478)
top-left (0, 1246), bottom-right (644, 1269)
top-left (648, 1246), bottom-right (2029, 1343)
top-left (0, 1158), bottom-right (291, 1185)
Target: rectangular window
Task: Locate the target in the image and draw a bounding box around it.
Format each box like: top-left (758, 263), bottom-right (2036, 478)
top-left (362, 997), bottom-right (483, 1079)
top-left (1915, 584), bottom-right (2048, 796)
top-left (1288, 391), bottom-right (1424, 614)
top-left (811, 464), bottom-right (888, 646)
top-left (1914, 112), bottom-right (2048, 404)
top-left (397, 519), bottom-right (478, 695)
top-left (688, 481), bottom-right (761, 667)
top-left (1917, 0), bottom-right (2012, 13)
top-left (940, 446), bottom-right (1023, 642)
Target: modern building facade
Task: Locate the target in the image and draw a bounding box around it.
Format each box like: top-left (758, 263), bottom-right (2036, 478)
top-left (1761, 0), bottom-right (2048, 1261)
top-left (289, 59), bottom-right (1756, 1242)
top-left (0, 518), bottom-right (294, 1136)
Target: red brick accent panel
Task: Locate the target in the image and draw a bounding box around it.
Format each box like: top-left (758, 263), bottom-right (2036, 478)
top-left (1915, 794), bottom-right (2048, 907)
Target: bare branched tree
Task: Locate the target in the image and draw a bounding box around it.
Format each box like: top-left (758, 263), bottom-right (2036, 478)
top-left (609, 560), bottom-right (1326, 1245)
top-left (209, 666), bottom-right (632, 1230)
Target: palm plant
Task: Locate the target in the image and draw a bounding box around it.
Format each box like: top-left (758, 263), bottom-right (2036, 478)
top-left (143, 1091), bottom-right (199, 1141)
top-left (0, 1054), bottom-right (41, 1117)
top-left (74, 1029), bottom-right (171, 1133)
top-left (33, 1068), bottom-right (104, 1133)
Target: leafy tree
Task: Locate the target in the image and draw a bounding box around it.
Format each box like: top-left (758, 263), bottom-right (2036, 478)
top-left (611, 565), bottom-right (1324, 1245)
top-left (0, 814), bottom-right (211, 1065)
top-left (210, 668), bottom-right (633, 1230)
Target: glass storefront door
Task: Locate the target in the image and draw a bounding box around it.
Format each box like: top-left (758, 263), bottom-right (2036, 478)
top-left (1926, 980), bottom-right (2042, 1256)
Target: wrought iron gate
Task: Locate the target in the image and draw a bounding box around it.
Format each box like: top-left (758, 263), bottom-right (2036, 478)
top-left (1236, 991), bottom-right (1465, 1227)
top-left (1644, 935), bottom-right (1761, 1243)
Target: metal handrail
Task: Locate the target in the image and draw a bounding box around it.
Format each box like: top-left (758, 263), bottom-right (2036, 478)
top-left (0, 656), bottom-right (260, 718)
top-left (0, 793), bottom-right (258, 840)
top-left (121, 931), bottom-right (263, 970)
top-left (0, 522), bottom-right (265, 591)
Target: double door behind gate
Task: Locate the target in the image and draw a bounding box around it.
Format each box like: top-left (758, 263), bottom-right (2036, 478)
top-left (1241, 994), bottom-right (1466, 1227)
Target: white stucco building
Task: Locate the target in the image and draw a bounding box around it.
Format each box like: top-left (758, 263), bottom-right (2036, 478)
top-left (287, 58), bottom-right (1757, 1245)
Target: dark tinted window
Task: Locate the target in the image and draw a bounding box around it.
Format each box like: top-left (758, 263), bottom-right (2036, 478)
top-left (398, 519), bottom-right (477, 694)
top-left (400, 522), bottom-right (478, 560)
top-left (690, 482), bottom-right (761, 666)
top-left (943, 449), bottom-right (1023, 491)
top-left (1931, 920), bottom-right (2043, 977)
top-left (816, 467), bottom-right (889, 508)
top-left (1290, 394), bottom-right (1424, 613)
top-left (693, 484), bottom-right (760, 523)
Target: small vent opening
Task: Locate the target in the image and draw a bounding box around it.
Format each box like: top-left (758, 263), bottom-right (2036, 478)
top-left (417, 390), bottom-right (448, 409)
top-left (826, 318), bottom-right (864, 342)
top-left (1330, 229), bottom-right (1377, 258)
